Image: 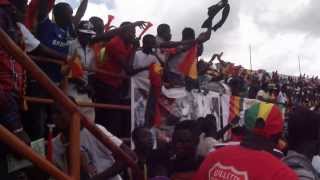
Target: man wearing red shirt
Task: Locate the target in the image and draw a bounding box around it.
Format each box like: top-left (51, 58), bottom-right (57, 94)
top-left (193, 104), bottom-right (298, 180)
top-left (94, 22), bottom-right (148, 136)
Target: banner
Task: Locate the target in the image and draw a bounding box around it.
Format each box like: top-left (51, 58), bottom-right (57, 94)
top-left (131, 80), bottom-right (286, 140)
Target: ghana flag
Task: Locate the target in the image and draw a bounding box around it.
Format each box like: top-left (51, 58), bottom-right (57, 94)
top-left (244, 102), bottom-right (283, 138)
top-left (177, 45), bottom-right (198, 80)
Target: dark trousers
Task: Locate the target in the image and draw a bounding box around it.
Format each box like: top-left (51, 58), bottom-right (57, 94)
top-left (94, 81), bottom-right (124, 137)
top-left (22, 81), bottom-right (50, 141)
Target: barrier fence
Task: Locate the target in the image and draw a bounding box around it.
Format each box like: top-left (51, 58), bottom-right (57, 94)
top-left (0, 28), bottom-right (142, 180)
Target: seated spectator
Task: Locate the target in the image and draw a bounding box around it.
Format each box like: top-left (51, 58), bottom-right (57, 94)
top-left (193, 102), bottom-right (298, 180)
top-left (168, 120), bottom-right (202, 180)
top-left (196, 115), bottom-right (219, 157)
top-left (50, 98), bottom-right (133, 180)
top-left (283, 107), bottom-right (320, 179)
top-left (132, 127), bottom-right (169, 179)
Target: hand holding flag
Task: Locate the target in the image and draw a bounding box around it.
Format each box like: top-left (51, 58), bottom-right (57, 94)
top-left (138, 22), bottom-right (153, 39)
top-left (104, 15), bottom-right (115, 32)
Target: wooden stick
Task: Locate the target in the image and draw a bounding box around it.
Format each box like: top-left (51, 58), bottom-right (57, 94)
top-left (30, 55), bottom-right (129, 79)
top-left (69, 113), bottom-right (81, 179)
top-left (24, 96), bottom-right (131, 111)
top-left (0, 125), bottom-right (71, 180)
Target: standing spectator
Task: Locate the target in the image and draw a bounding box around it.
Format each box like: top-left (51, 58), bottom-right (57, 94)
top-left (94, 22), bottom-right (149, 137)
top-left (89, 16), bottom-right (105, 36)
top-left (24, 0), bottom-right (88, 142)
top-left (132, 34), bottom-right (159, 94)
top-left (64, 20), bottom-right (97, 123)
top-left (36, 0), bottom-right (88, 83)
top-left (0, 0), bottom-right (31, 178)
top-left (155, 24), bottom-right (172, 62)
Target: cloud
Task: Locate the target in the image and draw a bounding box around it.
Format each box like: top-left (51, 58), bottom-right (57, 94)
top-left (70, 0), bottom-right (320, 76)
top-left (56, 0), bottom-right (115, 10)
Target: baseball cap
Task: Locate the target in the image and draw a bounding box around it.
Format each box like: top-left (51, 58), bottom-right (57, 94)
top-left (77, 21), bottom-right (96, 35)
top-left (244, 102), bottom-right (284, 138)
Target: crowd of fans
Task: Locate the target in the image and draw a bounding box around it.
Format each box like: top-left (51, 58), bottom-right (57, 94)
top-left (0, 0), bottom-right (320, 180)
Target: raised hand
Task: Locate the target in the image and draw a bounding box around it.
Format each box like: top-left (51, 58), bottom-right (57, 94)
top-left (133, 21), bottom-right (148, 29)
top-left (197, 30), bottom-right (212, 43)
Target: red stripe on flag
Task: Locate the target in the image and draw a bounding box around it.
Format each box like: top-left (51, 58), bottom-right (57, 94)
top-left (228, 96), bottom-right (241, 122)
top-left (25, 0), bottom-right (55, 30)
top-left (178, 45), bottom-right (198, 78)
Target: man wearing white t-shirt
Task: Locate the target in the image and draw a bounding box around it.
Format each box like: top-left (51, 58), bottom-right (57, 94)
top-left (50, 98), bottom-right (134, 180)
top-left (132, 34), bottom-right (159, 92)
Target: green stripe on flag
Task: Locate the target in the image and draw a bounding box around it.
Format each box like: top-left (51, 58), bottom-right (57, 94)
top-left (245, 103), bottom-right (260, 129)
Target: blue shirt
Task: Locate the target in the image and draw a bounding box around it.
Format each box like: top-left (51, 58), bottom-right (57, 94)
top-left (36, 18), bottom-right (73, 82)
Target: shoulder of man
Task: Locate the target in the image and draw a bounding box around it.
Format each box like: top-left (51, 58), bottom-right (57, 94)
top-left (283, 151), bottom-right (319, 180)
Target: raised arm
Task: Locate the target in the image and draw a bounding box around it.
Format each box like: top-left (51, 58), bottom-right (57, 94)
top-left (118, 52), bottom-right (149, 76)
top-left (37, 0), bottom-right (49, 22)
top-left (73, 0), bottom-right (88, 26)
top-left (91, 21), bottom-right (148, 44)
top-left (158, 30), bottom-right (212, 48)
top-left (30, 44), bottom-right (67, 62)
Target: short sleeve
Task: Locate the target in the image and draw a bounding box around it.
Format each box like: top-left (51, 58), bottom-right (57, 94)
top-left (36, 17), bottom-right (53, 41)
top-left (17, 23), bottom-right (40, 52)
top-left (68, 40), bottom-right (77, 58)
top-left (96, 124), bottom-right (123, 147)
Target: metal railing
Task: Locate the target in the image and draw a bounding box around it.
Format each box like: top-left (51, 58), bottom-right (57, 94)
top-left (0, 28), bottom-right (142, 180)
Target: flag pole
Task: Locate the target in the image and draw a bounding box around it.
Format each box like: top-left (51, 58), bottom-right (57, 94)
top-left (298, 56), bottom-right (302, 76)
top-left (249, 45), bottom-right (252, 71)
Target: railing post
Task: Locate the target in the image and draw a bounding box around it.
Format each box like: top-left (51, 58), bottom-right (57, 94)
top-left (0, 125), bottom-right (71, 180)
top-left (69, 113), bottom-right (81, 180)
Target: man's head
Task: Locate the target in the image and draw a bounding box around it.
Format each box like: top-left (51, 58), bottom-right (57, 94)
top-left (157, 24), bottom-right (171, 42)
top-left (172, 120), bottom-right (201, 159)
top-left (89, 16), bottom-right (104, 36)
top-left (142, 34), bottom-right (156, 54)
top-left (132, 127), bottom-right (153, 153)
top-left (120, 21), bottom-right (136, 44)
top-left (261, 83), bottom-right (269, 92)
top-left (53, 2), bottom-right (73, 27)
top-left (49, 97), bottom-right (78, 133)
top-left (228, 77), bottom-right (243, 96)
top-left (182, 27), bottom-right (195, 41)
top-left (9, 0), bottom-right (27, 22)
top-left (50, 102), bottom-right (71, 133)
top-left (244, 102), bottom-right (284, 141)
top-left (77, 21), bottom-right (96, 46)
top-left (198, 115), bottom-right (218, 138)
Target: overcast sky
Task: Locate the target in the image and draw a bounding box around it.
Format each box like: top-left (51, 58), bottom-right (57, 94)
top-left (57, 0), bottom-right (320, 76)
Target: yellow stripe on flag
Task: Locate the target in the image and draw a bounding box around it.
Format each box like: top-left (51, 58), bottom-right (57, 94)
top-left (257, 103), bottom-right (273, 121)
top-left (188, 60), bottom-right (198, 79)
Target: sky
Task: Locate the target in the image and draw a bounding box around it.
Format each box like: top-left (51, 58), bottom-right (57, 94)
top-left (57, 0), bottom-right (320, 76)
